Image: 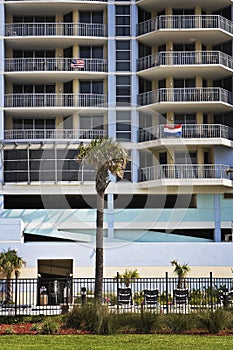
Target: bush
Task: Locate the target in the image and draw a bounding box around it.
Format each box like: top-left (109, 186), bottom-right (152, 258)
top-left (40, 318), bottom-right (60, 334)
top-left (159, 313), bottom-right (199, 334)
top-left (198, 309), bottom-right (233, 334)
top-left (65, 303), bottom-right (114, 335)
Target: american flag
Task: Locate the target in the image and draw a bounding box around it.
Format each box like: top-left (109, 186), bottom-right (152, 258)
top-left (70, 59), bottom-right (85, 69)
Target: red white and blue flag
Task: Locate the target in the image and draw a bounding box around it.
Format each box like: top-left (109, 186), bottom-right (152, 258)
top-left (70, 59), bottom-right (85, 69)
top-left (164, 124), bottom-right (182, 137)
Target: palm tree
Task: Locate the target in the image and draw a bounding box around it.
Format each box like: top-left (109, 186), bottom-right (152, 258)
top-left (171, 259), bottom-right (190, 289)
top-left (0, 248), bottom-right (26, 303)
top-left (76, 138), bottom-right (128, 301)
top-left (116, 269), bottom-right (140, 287)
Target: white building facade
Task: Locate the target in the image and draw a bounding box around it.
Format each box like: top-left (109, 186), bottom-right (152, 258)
top-left (0, 0), bottom-right (233, 278)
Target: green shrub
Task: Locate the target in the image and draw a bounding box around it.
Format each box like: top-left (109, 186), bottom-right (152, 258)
top-left (198, 309), bottom-right (233, 334)
top-left (163, 313), bottom-right (198, 334)
top-left (40, 318), bottom-right (60, 335)
top-left (139, 311), bottom-right (158, 333)
top-left (110, 313), bottom-right (139, 333)
top-left (65, 303), bottom-right (114, 335)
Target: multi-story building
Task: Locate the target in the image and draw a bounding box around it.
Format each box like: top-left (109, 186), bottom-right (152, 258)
top-left (0, 0), bottom-right (233, 279)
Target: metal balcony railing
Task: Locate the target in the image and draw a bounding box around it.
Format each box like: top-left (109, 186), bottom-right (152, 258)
top-left (138, 124), bottom-right (233, 142)
top-left (5, 22), bottom-right (107, 37)
top-left (137, 88), bottom-right (233, 106)
top-left (5, 0), bottom-right (107, 2)
top-left (5, 57), bottom-right (107, 72)
top-left (4, 94), bottom-right (107, 108)
top-left (137, 15), bottom-right (233, 36)
top-left (137, 51), bottom-right (233, 72)
top-left (4, 129), bottom-right (107, 141)
top-left (139, 164), bottom-right (231, 182)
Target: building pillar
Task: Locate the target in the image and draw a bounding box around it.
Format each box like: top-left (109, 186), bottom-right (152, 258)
top-left (214, 194), bottom-right (221, 242)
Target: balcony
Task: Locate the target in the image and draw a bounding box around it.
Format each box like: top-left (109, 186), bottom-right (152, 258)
top-left (138, 164), bottom-right (232, 188)
top-left (5, 57), bottom-right (107, 73)
top-left (5, 0), bottom-right (107, 1)
top-left (138, 124), bottom-right (233, 145)
top-left (137, 15), bottom-right (233, 45)
top-left (5, 22), bottom-right (106, 37)
top-left (4, 129), bottom-right (107, 142)
top-left (5, 93), bottom-right (107, 108)
top-left (137, 87), bottom-right (233, 113)
top-left (137, 51), bottom-right (233, 80)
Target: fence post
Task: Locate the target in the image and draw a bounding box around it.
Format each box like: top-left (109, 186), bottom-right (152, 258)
top-left (165, 271), bottom-right (169, 314)
top-left (15, 270), bottom-right (19, 316)
top-left (117, 272), bottom-right (119, 312)
top-left (210, 271), bottom-right (213, 312)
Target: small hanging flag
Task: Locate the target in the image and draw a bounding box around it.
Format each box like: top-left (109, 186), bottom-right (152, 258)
top-left (70, 59), bottom-right (85, 69)
top-left (164, 124), bottom-right (182, 137)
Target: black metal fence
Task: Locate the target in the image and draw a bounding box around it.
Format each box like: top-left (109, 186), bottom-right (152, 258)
top-left (0, 272), bottom-right (233, 316)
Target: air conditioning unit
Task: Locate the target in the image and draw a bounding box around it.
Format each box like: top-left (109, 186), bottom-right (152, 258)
top-left (225, 234), bottom-right (233, 242)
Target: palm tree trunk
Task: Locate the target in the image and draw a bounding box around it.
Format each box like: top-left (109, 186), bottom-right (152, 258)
top-left (94, 191), bottom-right (104, 301)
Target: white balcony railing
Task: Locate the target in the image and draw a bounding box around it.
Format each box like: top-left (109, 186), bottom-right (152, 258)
top-left (137, 15), bottom-right (233, 36)
top-left (4, 129), bottom-right (107, 141)
top-left (4, 94), bottom-right (107, 108)
top-left (5, 22), bottom-right (107, 37)
top-left (137, 51), bottom-right (233, 72)
top-left (138, 124), bottom-right (233, 142)
top-left (5, 58), bottom-right (107, 72)
top-left (5, 0), bottom-right (107, 1)
top-left (139, 164), bottom-right (231, 182)
top-left (138, 88), bottom-right (233, 106)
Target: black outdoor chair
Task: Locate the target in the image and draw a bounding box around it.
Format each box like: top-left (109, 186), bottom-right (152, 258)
top-left (173, 289), bottom-right (189, 307)
top-left (117, 287), bottom-right (133, 307)
top-left (144, 289), bottom-right (159, 308)
top-left (218, 288), bottom-right (233, 307)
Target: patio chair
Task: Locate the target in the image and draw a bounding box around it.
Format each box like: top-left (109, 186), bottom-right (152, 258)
top-left (143, 289), bottom-right (159, 308)
top-left (173, 289), bottom-right (189, 308)
top-left (117, 287), bottom-right (133, 307)
top-left (218, 288), bottom-right (233, 307)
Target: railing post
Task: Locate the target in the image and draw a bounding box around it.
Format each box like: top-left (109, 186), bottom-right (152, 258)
top-left (165, 271), bottom-right (169, 314)
top-left (15, 270), bottom-right (19, 316)
top-left (210, 272), bottom-right (213, 312)
top-left (117, 272), bottom-right (119, 312)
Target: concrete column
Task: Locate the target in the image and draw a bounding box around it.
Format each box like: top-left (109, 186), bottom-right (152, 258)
top-left (214, 194), bottom-right (221, 242)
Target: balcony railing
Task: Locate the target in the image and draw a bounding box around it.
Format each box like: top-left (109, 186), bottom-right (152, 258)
top-left (137, 88), bottom-right (233, 106)
top-left (138, 124), bottom-right (233, 142)
top-left (4, 129), bottom-right (107, 141)
top-left (4, 94), bottom-right (107, 108)
top-left (139, 164), bottom-right (231, 182)
top-left (5, 22), bottom-right (107, 37)
top-left (5, 0), bottom-right (107, 1)
top-left (5, 57), bottom-right (107, 72)
top-left (137, 51), bottom-right (233, 72)
top-left (137, 15), bottom-right (233, 36)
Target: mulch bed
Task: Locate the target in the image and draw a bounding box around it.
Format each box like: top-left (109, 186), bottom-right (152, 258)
top-left (0, 323), bottom-right (233, 336)
top-left (0, 323), bottom-right (80, 335)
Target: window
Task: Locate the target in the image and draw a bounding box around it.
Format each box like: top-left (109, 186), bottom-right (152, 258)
top-left (116, 41), bottom-right (130, 71)
top-left (115, 5), bottom-right (130, 36)
top-left (79, 46), bottom-right (103, 59)
top-left (116, 75), bottom-right (131, 105)
top-left (13, 118), bottom-right (55, 130)
top-left (116, 111), bottom-right (131, 141)
top-left (79, 80), bottom-right (103, 94)
top-left (79, 80), bottom-right (104, 107)
top-left (79, 115), bottom-right (104, 138)
top-left (174, 114), bottom-right (196, 124)
top-left (79, 11), bottom-right (103, 24)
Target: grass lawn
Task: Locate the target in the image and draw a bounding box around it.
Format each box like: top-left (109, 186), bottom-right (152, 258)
top-left (0, 334), bottom-right (232, 350)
